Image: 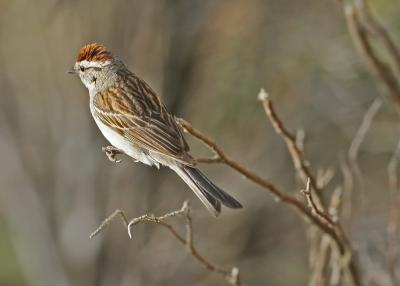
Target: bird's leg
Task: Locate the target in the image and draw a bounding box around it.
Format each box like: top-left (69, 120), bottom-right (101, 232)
top-left (102, 146), bottom-right (122, 163)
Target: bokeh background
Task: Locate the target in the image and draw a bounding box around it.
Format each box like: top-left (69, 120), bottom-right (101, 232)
top-left (0, 0), bottom-right (399, 285)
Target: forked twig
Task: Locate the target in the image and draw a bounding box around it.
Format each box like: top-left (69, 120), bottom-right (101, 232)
top-left (90, 201), bottom-right (241, 286)
top-left (90, 209), bottom-right (129, 238)
top-left (301, 178), bottom-right (336, 229)
top-left (126, 201), bottom-right (188, 239)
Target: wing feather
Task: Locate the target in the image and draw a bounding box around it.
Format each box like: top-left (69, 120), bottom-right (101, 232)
top-left (93, 76), bottom-right (193, 165)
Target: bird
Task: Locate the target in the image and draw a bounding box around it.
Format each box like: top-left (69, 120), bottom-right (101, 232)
top-left (68, 43), bottom-right (242, 216)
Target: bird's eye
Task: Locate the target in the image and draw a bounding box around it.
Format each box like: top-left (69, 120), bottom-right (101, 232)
top-left (80, 66), bottom-right (85, 72)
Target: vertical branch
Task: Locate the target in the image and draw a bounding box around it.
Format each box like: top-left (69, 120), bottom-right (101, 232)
top-left (386, 137), bottom-right (400, 285)
top-left (340, 156), bottom-right (355, 221)
top-left (344, 3), bottom-right (400, 107)
top-left (355, 0), bottom-right (400, 80)
top-left (258, 89), bottom-right (325, 208)
top-left (348, 98), bottom-right (382, 184)
top-left (388, 137), bottom-right (400, 194)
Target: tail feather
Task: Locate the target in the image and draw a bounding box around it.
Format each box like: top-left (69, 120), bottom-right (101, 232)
top-left (174, 166), bottom-right (242, 216)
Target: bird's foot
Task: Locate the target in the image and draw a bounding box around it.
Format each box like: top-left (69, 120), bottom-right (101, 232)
top-left (102, 146), bottom-right (122, 163)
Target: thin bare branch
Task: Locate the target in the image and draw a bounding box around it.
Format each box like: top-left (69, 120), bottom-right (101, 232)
top-left (345, 4), bottom-right (400, 107)
top-left (329, 246), bottom-right (343, 286)
top-left (329, 186), bottom-right (344, 223)
top-left (316, 168), bottom-right (335, 190)
top-left (196, 156), bottom-right (223, 164)
top-left (90, 209), bottom-right (129, 238)
top-left (340, 156), bottom-right (354, 221)
top-left (386, 137), bottom-right (400, 285)
top-left (90, 201), bottom-right (241, 286)
top-left (301, 178), bottom-right (336, 229)
top-left (348, 98), bottom-right (382, 183)
top-left (126, 201), bottom-right (189, 238)
top-left (308, 235), bottom-right (331, 286)
top-left (388, 136), bottom-right (400, 194)
top-left (296, 129), bottom-right (306, 152)
top-left (257, 89), bottom-right (323, 199)
top-left (355, 0), bottom-right (400, 80)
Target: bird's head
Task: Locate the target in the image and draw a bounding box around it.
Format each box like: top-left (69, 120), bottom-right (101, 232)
top-left (68, 43), bottom-right (119, 93)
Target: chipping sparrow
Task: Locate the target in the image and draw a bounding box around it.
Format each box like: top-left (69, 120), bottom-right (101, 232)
top-left (68, 43), bottom-right (242, 216)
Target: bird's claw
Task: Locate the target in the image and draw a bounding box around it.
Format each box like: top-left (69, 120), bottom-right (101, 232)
top-left (102, 146), bottom-right (122, 163)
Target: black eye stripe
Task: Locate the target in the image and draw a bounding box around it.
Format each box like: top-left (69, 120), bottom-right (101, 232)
top-left (80, 66), bottom-right (101, 71)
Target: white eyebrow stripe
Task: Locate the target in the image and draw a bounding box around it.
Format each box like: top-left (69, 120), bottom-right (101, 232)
top-left (79, 60), bottom-right (111, 68)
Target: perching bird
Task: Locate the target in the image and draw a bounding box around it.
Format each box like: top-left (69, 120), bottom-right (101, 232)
top-left (68, 43), bottom-right (242, 216)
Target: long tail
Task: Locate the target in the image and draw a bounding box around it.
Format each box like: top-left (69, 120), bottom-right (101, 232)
top-left (174, 166), bottom-right (242, 216)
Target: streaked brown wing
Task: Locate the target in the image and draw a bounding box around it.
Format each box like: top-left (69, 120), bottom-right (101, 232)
top-left (92, 81), bottom-right (194, 165)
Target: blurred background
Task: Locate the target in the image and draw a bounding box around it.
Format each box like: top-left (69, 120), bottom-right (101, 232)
top-left (0, 0), bottom-right (399, 285)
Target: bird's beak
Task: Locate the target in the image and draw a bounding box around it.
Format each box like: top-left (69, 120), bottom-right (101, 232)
top-left (66, 67), bottom-right (78, 75)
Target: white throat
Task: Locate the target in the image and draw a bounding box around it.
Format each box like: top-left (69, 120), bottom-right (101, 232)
top-left (80, 76), bottom-right (97, 95)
